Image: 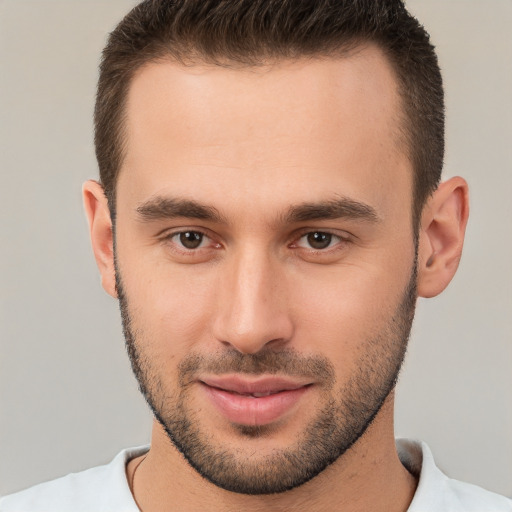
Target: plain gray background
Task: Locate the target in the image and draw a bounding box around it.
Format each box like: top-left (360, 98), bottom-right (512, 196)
top-left (1, 0), bottom-right (511, 498)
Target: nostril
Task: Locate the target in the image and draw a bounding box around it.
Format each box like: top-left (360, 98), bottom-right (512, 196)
top-left (218, 336), bottom-right (289, 355)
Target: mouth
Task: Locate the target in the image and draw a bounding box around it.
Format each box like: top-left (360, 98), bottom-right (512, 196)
top-left (199, 375), bottom-right (313, 426)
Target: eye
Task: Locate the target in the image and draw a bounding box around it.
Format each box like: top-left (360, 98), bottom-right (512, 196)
top-left (304, 232), bottom-right (333, 250)
top-left (295, 231), bottom-right (342, 250)
top-left (159, 228), bottom-right (222, 262)
top-left (171, 231), bottom-right (208, 250)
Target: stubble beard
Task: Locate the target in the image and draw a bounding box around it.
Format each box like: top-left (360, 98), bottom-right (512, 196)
top-left (116, 261), bottom-right (417, 495)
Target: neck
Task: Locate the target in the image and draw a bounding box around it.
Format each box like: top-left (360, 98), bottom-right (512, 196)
top-left (128, 396), bottom-right (416, 512)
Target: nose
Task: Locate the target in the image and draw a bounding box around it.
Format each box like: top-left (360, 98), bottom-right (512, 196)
top-left (212, 247), bottom-right (294, 354)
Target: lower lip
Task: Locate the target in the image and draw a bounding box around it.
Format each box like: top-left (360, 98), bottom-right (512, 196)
top-left (202, 384), bottom-right (311, 426)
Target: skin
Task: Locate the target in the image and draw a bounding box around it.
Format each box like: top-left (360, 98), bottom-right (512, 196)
top-left (84, 45), bottom-right (469, 511)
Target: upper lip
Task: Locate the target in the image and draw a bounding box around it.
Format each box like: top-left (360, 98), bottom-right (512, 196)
top-left (200, 375), bottom-right (312, 395)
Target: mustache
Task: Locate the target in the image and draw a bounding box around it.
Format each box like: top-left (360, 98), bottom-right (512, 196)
top-left (178, 349), bottom-right (336, 387)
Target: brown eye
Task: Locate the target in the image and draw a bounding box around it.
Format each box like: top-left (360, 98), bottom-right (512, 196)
top-left (306, 232), bottom-right (332, 249)
top-left (179, 231), bottom-right (203, 249)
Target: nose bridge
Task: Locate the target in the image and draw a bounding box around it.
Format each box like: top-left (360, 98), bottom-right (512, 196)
top-left (213, 244), bottom-right (292, 354)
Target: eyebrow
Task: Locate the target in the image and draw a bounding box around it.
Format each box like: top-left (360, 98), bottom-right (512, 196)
top-left (135, 195), bottom-right (379, 225)
top-left (136, 197), bottom-right (226, 223)
top-left (284, 197), bottom-right (380, 224)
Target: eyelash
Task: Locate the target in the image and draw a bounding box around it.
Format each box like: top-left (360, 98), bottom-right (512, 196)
top-left (161, 230), bottom-right (220, 253)
top-left (160, 228), bottom-right (352, 257)
top-left (291, 231), bottom-right (350, 252)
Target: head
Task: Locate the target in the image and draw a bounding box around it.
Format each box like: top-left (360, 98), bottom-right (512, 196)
top-left (85, 0), bottom-right (468, 496)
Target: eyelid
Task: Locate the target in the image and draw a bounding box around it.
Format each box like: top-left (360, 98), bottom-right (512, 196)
top-left (159, 225), bottom-right (210, 239)
top-left (157, 226), bottom-right (353, 255)
top-left (159, 227), bottom-right (222, 251)
top-left (290, 228), bottom-right (353, 246)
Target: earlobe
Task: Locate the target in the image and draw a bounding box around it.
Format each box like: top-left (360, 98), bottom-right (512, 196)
top-left (82, 180), bottom-right (118, 298)
top-left (417, 177), bottom-right (469, 298)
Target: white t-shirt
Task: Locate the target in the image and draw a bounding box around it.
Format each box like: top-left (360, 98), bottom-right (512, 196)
top-left (1, 439), bottom-right (510, 511)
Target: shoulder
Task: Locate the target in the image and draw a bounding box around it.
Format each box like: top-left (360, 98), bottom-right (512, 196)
top-left (0, 446), bottom-right (148, 512)
top-left (445, 478), bottom-right (512, 511)
top-left (397, 439), bottom-right (512, 512)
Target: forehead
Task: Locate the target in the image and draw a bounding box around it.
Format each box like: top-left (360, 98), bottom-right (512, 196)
top-left (119, 46), bottom-right (411, 221)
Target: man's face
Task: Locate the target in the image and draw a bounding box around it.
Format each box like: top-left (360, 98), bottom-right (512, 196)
top-left (114, 47), bottom-right (417, 494)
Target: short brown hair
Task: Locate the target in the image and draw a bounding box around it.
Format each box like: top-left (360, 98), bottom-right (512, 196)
top-left (95, 0), bottom-right (444, 225)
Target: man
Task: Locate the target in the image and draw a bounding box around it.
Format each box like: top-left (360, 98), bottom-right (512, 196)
top-left (1, 0), bottom-right (510, 511)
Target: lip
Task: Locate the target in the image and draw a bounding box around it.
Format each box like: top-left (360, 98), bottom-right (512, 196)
top-left (199, 375), bottom-right (313, 426)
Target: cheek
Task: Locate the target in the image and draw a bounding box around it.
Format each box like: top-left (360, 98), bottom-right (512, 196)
top-left (119, 258), bottom-right (219, 356)
top-left (289, 263), bottom-right (408, 361)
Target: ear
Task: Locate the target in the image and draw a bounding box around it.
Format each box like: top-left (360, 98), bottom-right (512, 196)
top-left (83, 180), bottom-right (117, 298)
top-left (417, 176), bottom-right (469, 298)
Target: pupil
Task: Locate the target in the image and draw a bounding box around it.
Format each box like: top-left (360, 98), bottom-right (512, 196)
top-left (180, 231), bottom-right (202, 249)
top-left (307, 232), bottom-right (331, 249)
